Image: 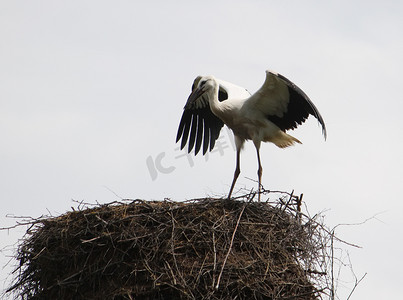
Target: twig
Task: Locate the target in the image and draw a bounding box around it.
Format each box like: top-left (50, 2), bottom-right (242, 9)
top-left (215, 202), bottom-right (247, 290)
top-left (212, 230), bottom-right (217, 288)
top-left (282, 190), bottom-right (294, 212)
top-left (169, 210), bottom-right (186, 287)
top-left (330, 229), bottom-right (335, 300)
top-left (347, 272), bottom-right (367, 300)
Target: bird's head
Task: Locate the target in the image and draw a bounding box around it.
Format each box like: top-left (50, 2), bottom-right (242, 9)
top-left (185, 76), bottom-right (219, 109)
top-left (191, 75), bottom-right (217, 91)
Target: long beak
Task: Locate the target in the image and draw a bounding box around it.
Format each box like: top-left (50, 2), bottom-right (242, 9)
top-left (184, 86), bottom-right (207, 109)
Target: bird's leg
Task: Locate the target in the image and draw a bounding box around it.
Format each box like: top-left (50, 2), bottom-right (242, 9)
top-left (228, 149), bottom-right (241, 200)
top-left (255, 142), bottom-right (263, 201)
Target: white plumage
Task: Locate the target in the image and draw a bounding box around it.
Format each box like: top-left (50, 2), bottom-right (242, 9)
top-left (176, 70), bottom-right (327, 200)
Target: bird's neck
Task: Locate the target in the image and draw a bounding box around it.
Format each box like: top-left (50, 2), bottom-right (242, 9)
top-left (208, 81), bottom-right (221, 114)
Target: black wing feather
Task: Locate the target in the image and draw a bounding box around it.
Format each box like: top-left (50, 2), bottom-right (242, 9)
top-left (267, 73), bottom-right (327, 139)
top-left (176, 110), bottom-right (187, 143)
top-left (187, 112), bottom-right (198, 152)
top-left (176, 103), bottom-right (224, 156)
top-left (195, 113), bottom-right (203, 155)
top-left (177, 110), bottom-right (192, 149)
top-left (202, 117), bottom-right (210, 155)
top-left (207, 111), bottom-right (223, 151)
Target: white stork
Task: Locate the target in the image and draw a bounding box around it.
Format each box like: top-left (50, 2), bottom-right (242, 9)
top-left (176, 70), bottom-right (327, 200)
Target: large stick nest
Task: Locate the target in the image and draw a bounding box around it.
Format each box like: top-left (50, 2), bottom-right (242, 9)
top-left (7, 192), bottom-right (331, 299)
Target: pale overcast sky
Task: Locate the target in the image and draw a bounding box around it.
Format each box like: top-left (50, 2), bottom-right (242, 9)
top-left (1, 1), bottom-right (403, 299)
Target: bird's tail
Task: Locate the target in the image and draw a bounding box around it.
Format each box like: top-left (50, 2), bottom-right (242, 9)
top-left (269, 131), bottom-right (302, 148)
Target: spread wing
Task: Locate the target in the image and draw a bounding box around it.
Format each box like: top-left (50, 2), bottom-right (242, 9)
top-left (246, 70), bottom-right (327, 139)
top-left (176, 77), bottom-right (228, 155)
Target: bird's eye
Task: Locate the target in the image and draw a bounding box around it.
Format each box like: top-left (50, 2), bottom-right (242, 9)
top-left (200, 81), bottom-right (207, 87)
